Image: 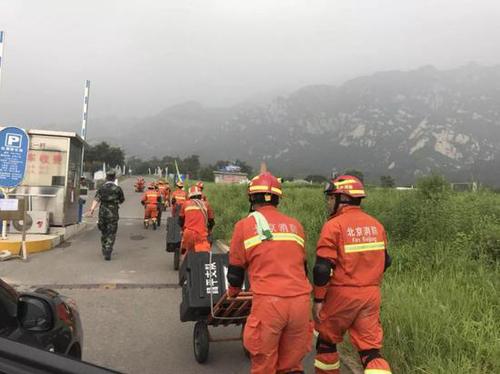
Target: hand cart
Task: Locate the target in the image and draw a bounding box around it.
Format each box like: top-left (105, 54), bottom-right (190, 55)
top-left (192, 291), bottom-right (252, 363)
top-left (179, 251), bottom-right (252, 363)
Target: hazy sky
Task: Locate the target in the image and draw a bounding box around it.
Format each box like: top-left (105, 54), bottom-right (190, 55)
top-left (0, 0), bottom-right (499, 128)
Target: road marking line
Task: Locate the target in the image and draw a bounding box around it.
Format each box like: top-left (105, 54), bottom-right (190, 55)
top-left (11, 283), bottom-right (180, 290)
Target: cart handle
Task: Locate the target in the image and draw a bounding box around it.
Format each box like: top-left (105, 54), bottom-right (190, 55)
top-left (208, 251), bottom-right (252, 321)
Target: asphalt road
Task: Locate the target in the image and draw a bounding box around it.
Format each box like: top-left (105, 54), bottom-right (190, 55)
top-left (1, 177), bottom-right (355, 374)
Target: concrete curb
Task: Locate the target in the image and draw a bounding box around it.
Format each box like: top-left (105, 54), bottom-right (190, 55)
top-left (0, 237), bottom-right (56, 254)
top-left (0, 222), bottom-right (88, 255)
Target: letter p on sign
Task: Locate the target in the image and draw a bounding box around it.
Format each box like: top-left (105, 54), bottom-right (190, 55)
top-left (5, 133), bottom-right (22, 148)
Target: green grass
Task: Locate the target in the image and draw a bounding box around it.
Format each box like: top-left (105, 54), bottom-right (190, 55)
top-left (203, 182), bottom-right (500, 373)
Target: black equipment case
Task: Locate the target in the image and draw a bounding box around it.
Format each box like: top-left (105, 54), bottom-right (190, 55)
top-left (166, 205), bottom-right (182, 252)
top-left (179, 252), bottom-right (229, 322)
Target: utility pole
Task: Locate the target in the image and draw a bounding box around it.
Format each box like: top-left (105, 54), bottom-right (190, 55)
top-left (1, 31), bottom-right (6, 240)
top-left (80, 80), bottom-right (90, 176)
top-left (0, 31), bottom-right (5, 87)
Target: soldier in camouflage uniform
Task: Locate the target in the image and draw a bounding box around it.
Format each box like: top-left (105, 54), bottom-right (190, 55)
top-left (89, 171), bottom-right (125, 260)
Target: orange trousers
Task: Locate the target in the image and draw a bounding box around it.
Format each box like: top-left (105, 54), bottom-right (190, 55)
top-left (314, 286), bottom-right (391, 374)
top-left (144, 204), bottom-right (158, 220)
top-left (244, 294), bottom-right (313, 374)
top-left (180, 229), bottom-right (211, 254)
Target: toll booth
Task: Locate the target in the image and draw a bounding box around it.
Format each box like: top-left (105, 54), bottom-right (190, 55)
top-left (14, 130), bottom-right (85, 227)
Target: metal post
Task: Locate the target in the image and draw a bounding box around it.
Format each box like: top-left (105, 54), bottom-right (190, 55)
top-left (0, 33), bottom-right (6, 239)
top-left (1, 188), bottom-right (7, 240)
top-left (1, 220), bottom-right (6, 239)
top-left (0, 31), bottom-right (5, 87)
top-left (80, 80), bottom-right (90, 177)
top-left (20, 196), bottom-right (27, 260)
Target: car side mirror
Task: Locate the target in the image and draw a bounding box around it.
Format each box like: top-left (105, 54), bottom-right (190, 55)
top-left (17, 296), bottom-right (54, 332)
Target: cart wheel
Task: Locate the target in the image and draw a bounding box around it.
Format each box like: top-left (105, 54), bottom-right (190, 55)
top-left (173, 248), bottom-right (180, 270)
top-left (193, 321), bottom-right (209, 363)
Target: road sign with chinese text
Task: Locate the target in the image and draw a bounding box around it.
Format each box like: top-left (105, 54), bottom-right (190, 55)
top-left (0, 126), bottom-right (29, 188)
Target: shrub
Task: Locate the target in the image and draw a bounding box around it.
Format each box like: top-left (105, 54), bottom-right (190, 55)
top-left (204, 182), bottom-right (500, 373)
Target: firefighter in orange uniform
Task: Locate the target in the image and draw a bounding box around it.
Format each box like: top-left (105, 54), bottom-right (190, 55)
top-left (141, 182), bottom-right (161, 229)
top-left (227, 172), bottom-right (313, 374)
top-left (195, 180), bottom-right (214, 243)
top-left (135, 176), bottom-right (145, 192)
top-left (157, 180), bottom-right (168, 206)
top-left (313, 175), bottom-right (392, 374)
top-left (195, 181), bottom-right (208, 202)
top-left (160, 180), bottom-right (171, 208)
top-left (155, 181), bottom-right (164, 227)
top-left (171, 180), bottom-right (187, 216)
top-left (178, 186), bottom-right (214, 258)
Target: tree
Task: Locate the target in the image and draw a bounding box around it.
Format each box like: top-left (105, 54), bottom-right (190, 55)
top-left (380, 175), bottom-right (395, 188)
top-left (199, 166), bottom-right (215, 181)
top-left (85, 142), bottom-right (125, 172)
top-left (416, 174), bottom-right (449, 199)
top-left (343, 169), bottom-right (364, 181)
top-left (181, 155), bottom-right (201, 178)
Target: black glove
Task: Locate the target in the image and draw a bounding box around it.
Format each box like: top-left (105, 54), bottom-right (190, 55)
top-left (384, 250), bottom-right (392, 272)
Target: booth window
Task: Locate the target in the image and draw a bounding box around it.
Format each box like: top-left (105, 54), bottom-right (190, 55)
top-left (23, 150), bottom-right (68, 187)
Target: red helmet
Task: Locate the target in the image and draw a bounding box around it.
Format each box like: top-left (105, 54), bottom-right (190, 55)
top-left (195, 181), bottom-right (204, 190)
top-left (188, 186), bottom-right (202, 198)
top-left (324, 175), bottom-right (366, 198)
top-left (248, 172), bottom-right (282, 197)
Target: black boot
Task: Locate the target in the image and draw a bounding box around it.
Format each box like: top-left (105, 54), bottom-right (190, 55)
top-left (104, 251), bottom-right (111, 261)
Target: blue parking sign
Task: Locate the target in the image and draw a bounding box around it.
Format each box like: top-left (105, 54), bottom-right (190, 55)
top-left (0, 127), bottom-right (29, 188)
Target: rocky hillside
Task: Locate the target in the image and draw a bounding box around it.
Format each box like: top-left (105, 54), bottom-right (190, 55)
top-left (94, 64), bottom-right (500, 185)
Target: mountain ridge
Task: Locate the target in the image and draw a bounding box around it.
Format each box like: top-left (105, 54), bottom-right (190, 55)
top-left (45, 64), bottom-right (500, 185)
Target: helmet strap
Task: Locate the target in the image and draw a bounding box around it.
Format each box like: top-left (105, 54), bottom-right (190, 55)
top-left (248, 199), bottom-right (255, 213)
top-left (332, 196), bottom-right (341, 215)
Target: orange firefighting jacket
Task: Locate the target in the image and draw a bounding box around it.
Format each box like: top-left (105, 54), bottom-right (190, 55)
top-left (158, 185), bottom-right (169, 200)
top-left (314, 205), bottom-right (387, 300)
top-left (171, 189), bottom-right (187, 205)
top-left (229, 205), bottom-right (312, 297)
top-left (179, 199), bottom-right (214, 237)
top-left (142, 190), bottom-right (160, 206)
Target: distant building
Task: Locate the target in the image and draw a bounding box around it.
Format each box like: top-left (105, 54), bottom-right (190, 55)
top-left (450, 182), bottom-right (478, 192)
top-left (213, 165), bottom-right (248, 184)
